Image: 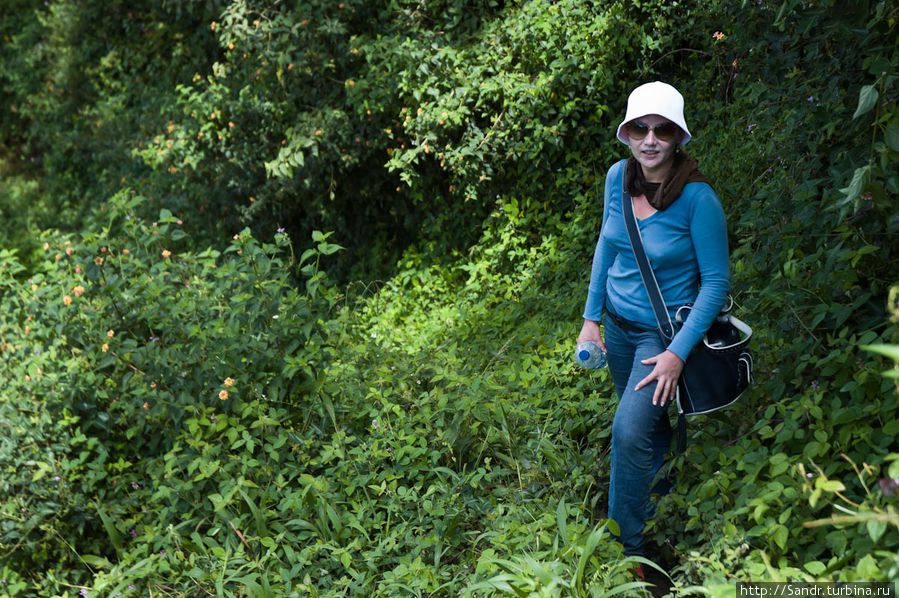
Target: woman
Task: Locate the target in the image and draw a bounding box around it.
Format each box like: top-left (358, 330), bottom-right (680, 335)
top-left (578, 81), bottom-right (729, 560)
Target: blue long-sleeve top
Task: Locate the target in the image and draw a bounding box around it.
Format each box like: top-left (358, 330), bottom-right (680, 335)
top-left (583, 159), bottom-right (730, 361)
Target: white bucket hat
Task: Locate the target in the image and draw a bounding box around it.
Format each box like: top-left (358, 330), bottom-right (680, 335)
top-left (616, 81), bottom-right (692, 145)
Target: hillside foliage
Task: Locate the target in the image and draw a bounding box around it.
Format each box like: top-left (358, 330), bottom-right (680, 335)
top-left (0, 0), bottom-right (898, 596)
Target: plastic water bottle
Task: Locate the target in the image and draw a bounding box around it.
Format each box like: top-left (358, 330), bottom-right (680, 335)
top-left (575, 341), bottom-right (607, 369)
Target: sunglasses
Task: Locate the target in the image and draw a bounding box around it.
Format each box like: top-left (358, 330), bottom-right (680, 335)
top-left (625, 121), bottom-right (680, 142)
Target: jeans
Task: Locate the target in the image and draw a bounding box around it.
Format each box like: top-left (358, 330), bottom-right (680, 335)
top-left (603, 313), bottom-right (673, 556)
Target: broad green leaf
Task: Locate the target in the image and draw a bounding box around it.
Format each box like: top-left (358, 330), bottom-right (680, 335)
top-left (803, 561), bottom-right (827, 576)
top-left (838, 164), bottom-right (871, 204)
top-left (867, 519), bottom-right (886, 542)
top-left (852, 85), bottom-right (879, 119)
top-left (886, 123), bottom-right (899, 152)
top-left (772, 524), bottom-right (789, 550)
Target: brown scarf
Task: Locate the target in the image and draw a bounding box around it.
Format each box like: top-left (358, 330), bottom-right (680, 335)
top-left (625, 150), bottom-right (709, 211)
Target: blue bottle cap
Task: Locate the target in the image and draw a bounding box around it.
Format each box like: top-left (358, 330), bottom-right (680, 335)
top-left (578, 350), bottom-right (590, 361)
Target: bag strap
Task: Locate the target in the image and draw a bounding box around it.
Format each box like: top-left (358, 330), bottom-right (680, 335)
top-left (619, 174), bottom-right (675, 342)
top-left (619, 173), bottom-right (688, 454)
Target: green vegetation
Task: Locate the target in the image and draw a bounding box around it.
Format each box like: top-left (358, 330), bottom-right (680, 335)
top-left (1, 0), bottom-right (897, 595)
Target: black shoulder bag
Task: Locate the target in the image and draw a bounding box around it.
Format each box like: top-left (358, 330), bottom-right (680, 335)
top-left (620, 180), bottom-right (753, 453)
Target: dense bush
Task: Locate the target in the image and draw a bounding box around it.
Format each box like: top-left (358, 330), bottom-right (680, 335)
top-left (0, 0), bottom-right (897, 595)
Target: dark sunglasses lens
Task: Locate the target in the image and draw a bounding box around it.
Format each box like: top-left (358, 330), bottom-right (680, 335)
top-left (654, 123), bottom-right (677, 141)
top-left (627, 122), bottom-right (649, 140)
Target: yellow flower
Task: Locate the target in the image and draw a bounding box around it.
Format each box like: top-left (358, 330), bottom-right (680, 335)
top-left (62, 295), bottom-right (73, 306)
top-left (223, 377), bottom-right (235, 387)
top-left (94, 256), bottom-right (104, 266)
top-left (219, 390), bottom-right (229, 401)
top-left (161, 249), bottom-right (172, 259)
top-left (73, 285), bottom-right (85, 297)
top-left (122, 249), bottom-right (130, 256)
top-left (107, 329), bottom-right (115, 338)
top-left (143, 402), bottom-right (151, 410)
top-left (101, 343), bottom-right (109, 353)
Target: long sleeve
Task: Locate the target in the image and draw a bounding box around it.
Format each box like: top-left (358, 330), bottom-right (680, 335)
top-left (582, 161), bottom-right (624, 322)
top-left (666, 189), bottom-right (730, 360)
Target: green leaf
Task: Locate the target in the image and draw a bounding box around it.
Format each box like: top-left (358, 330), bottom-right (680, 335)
top-left (861, 344), bottom-right (899, 362)
top-left (867, 519), bottom-right (886, 543)
top-left (31, 461), bottom-right (52, 482)
top-left (889, 459), bottom-right (899, 479)
top-left (81, 554), bottom-right (112, 569)
top-left (772, 524), bottom-right (789, 549)
top-left (803, 561), bottom-right (827, 576)
top-left (886, 123), bottom-right (899, 152)
top-left (815, 479), bottom-right (846, 493)
top-left (556, 499), bottom-right (567, 546)
top-left (838, 164), bottom-right (871, 205)
top-left (96, 502), bottom-right (124, 554)
top-left (852, 85), bottom-right (879, 119)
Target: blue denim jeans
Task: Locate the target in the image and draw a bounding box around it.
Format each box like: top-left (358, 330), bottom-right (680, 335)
top-left (603, 313), bottom-right (673, 556)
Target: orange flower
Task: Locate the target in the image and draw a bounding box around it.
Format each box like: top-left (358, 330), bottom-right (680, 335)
top-left (219, 390), bottom-right (229, 400)
top-left (223, 377), bottom-right (235, 387)
top-left (62, 295), bottom-right (73, 306)
top-left (150, 382), bottom-right (157, 390)
top-left (712, 31), bottom-right (726, 41)
top-left (161, 249), bottom-right (172, 259)
top-left (101, 343), bottom-right (109, 353)
top-left (73, 285), bottom-right (85, 297)
top-left (94, 256), bottom-right (104, 266)
top-left (65, 247), bottom-right (73, 256)
top-left (143, 402), bottom-right (151, 410)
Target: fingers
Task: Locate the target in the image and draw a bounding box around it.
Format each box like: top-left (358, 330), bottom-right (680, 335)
top-left (634, 372), bottom-right (652, 392)
top-left (652, 377), bottom-right (673, 406)
top-left (635, 352), bottom-right (679, 405)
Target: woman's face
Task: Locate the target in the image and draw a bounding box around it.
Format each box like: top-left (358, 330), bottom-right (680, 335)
top-left (624, 114), bottom-right (683, 182)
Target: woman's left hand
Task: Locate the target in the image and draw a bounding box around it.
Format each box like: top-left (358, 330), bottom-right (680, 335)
top-left (635, 350), bottom-right (685, 406)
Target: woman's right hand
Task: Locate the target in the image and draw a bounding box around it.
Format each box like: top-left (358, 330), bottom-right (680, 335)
top-left (578, 319), bottom-right (606, 352)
